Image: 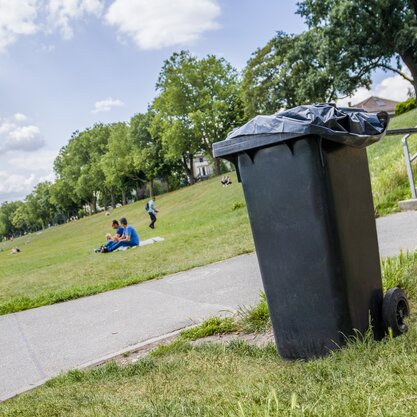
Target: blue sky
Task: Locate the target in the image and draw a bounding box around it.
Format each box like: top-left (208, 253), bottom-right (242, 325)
top-left (0, 0), bottom-right (411, 203)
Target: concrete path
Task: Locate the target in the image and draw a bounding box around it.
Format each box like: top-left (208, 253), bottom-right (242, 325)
top-left (1, 211), bottom-right (417, 401)
top-left (376, 211), bottom-right (417, 257)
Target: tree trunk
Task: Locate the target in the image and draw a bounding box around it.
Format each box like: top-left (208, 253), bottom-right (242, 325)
top-left (149, 179), bottom-right (154, 197)
top-left (189, 155), bottom-right (196, 184)
top-left (135, 182), bottom-right (141, 201)
top-left (90, 196), bottom-right (97, 214)
top-left (103, 195), bottom-right (108, 211)
top-left (213, 158), bottom-right (221, 176)
top-left (111, 192), bottom-right (116, 209)
top-left (400, 52), bottom-right (417, 97)
top-left (122, 190), bottom-right (126, 206)
top-left (182, 154), bottom-right (196, 184)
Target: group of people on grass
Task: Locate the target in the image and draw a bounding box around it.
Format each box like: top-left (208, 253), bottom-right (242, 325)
top-left (220, 175), bottom-right (232, 187)
top-left (96, 217), bottom-right (139, 253)
top-left (96, 197), bottom-right (159, 254)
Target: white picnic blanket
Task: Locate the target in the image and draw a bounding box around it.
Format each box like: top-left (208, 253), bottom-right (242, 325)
top-left (115, 237), bottom-right (165, 251)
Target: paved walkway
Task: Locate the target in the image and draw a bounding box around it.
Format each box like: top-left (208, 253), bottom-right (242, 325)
top-left (1, 211), bottom-right (417, 401)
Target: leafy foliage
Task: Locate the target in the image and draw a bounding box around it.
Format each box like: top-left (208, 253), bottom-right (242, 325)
top-left (242, 31), bottom-right (345, 117)
top-left (153, 50), bottom-right (244, 180)
top-left (298, 0), bottom-right (417, 97)
top-left (395, 98), bottom-right (417, 116)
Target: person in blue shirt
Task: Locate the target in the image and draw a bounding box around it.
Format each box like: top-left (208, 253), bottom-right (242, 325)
top-left (95, 220), bottom-right (125, 253)
top-left (147, 196), bottom-right (159, 229)
top-left (102, 217), bottom-right (140, 252)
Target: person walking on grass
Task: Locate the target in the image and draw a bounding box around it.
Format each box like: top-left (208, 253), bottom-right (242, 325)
top-left (147, 196), bottom-right (159, 229)
top-left (101, 217), bottom-right (140, 252)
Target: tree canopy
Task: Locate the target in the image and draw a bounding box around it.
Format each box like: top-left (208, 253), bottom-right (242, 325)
top-left (298, 0), bottom-right (417, 97)
top-left (153, 51), bottom-right (244, 179)
top-left (242, 31), bottom-right (349, 116)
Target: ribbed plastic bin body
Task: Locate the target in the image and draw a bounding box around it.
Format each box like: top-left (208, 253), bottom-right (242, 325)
top-left (237, 136), bottom-right (384, 359)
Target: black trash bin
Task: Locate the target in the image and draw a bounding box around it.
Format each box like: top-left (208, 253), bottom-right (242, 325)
top-left (213, 104), bottom-right (409, 360)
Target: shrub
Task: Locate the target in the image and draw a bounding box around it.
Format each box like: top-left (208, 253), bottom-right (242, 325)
top-left (395, 98), bottom-right (417, 116)
top-left (232, 201), bottom-right (245, 211)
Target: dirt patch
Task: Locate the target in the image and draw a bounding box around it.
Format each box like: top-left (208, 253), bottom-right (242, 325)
top-left (190, 329), bottom-right (275, 347)
top-left (111, 330), bottom-right (275, 366)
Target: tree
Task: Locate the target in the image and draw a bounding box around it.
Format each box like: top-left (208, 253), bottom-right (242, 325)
top-left (298, 0), bottom-right (417, 97)
top-left (153, 50), bottom-right (243, 180)
top-left (55, 124), bottom-right (110, 213)
top-left (101, 122), bottom-right (136, 206)
top-left (24, 182), bottom-right (56, 230)
top-left (242, 30), bottom-right (356, 117)
top-left (49, 179), bottom-right (79, 222)
top-left (0, 201), bottom-right (24, 239)
top-left (130, 110), bottom-right (173, 197)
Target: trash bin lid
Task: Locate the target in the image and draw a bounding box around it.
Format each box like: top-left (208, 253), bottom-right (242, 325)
top-left (213, 103), bottom-right (389, 159)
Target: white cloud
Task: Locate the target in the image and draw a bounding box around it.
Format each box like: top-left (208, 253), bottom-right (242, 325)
top-left (46, 0), bottom-right (104, 40)
top-left (0, 121), bottom-right (16, 135)
top-left (0, 148), bottom-right (56, 201)
top-left (0, 0), bottom-right (39, 52)
top-left (9, 150), bottom-right (57, 171)
top-left (0, 115), bottom-right (45, 152)
top-left (5, 125), bottom-right (44, 151)
top-left (14, 112), bottom-right (27, 122)
top-left (0, 171), bottom-right (38, 194)
top-left (338, 73), bottom-right (413, 107)
top-left (92, 97), bottom-right (124, 113)
top-left (0, 0), bottom-right (104, 51)
top-left (105, 0), bottom-right (221, 50)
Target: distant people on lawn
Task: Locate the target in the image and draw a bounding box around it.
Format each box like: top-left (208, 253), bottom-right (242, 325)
top-left (96, 220), bottom-right (125, 253)
top-left (101, 217), bottom-right (139, 253)
top-left (221, 175), bottom-right (232, 187)
top-left (146, 196), bottom-right (159, 229)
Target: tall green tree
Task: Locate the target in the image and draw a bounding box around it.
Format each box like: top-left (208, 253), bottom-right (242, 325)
top-left (242, 30), bottom-right (354, 117)
top-left (298, 0), bottom-right (417, 97)
top-left (0, 201), bottom-right (24, 239)
top-left (23, 182), bottom-right (56, 230)
top-left (101, 122), bottom-right (135, 206)
top-left (153, 50), bottom-right (243, 180)
top-left (55, 124), bottom-right (110, 213)
top-left (49, 179), bottom-right (79, 222)
top-left (130, 110), bottom-right (179, 196)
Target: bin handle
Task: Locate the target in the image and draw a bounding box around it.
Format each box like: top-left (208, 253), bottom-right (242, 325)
top-left (318, 137), bottom-right (326, 168)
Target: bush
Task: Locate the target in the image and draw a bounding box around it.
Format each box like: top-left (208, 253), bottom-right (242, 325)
top-left (395, 98), bottom-right (417, 116)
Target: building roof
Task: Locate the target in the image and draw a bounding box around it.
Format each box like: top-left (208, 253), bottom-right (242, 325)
top-left (352, 96), bottom-right (399, 114)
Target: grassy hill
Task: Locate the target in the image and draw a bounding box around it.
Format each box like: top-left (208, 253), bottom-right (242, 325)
top-left (0, 109), bottom-right (415, 314)
top-left (0, 174), bottom-right (253, 315)
top-left (368, 109), bottom-right (417, 216)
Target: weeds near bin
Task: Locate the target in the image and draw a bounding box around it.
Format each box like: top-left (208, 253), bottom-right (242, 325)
top-left (237, 292), bottom-right (271, 333)
top-left (232, 200), bottom-right (246, 210)
top-left (381, 250), bottom-right (417, 299)
top-left (180, 316), bottom-right (238, 340)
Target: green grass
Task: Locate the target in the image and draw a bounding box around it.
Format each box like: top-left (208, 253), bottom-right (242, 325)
top-left (0, 110), bottom-right (415, 314)
top-left (368, 109), bottom-right (417, 216)
top-left (1, 251), bottom-right (416, 416)
top-left (0, 172), bottom-right (253, 315)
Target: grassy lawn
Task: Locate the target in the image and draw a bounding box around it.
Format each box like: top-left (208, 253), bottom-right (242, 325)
top-left (368, 109), bottom-right (417, 216)
top-left (0, 173), bottom-right (253, 315)
top-left (1, 251), bottom-right (416, 416)
top-left (0, 110), bottom-right (415, 314)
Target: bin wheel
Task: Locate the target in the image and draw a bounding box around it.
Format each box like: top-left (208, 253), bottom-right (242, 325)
top-left (382, 288), bottom-right (410, 337)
